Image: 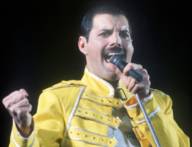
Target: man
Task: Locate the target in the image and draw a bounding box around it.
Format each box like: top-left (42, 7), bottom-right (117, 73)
top-left (2, 5), bottom-right (189, 147)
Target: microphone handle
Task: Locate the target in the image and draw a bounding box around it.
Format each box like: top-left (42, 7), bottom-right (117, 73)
top-left (109, 56), bottom-right (143, 82)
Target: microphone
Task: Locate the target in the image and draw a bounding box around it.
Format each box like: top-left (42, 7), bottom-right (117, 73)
top-left (108, 55), bottom-right (143, 82)
top-left (106, 55), bottom-right (161, 147)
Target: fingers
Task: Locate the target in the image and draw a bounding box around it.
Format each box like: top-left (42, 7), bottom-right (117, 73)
top-left (9, 99), bottom-right (32, 117)
top-left (123, 63), bottom-right (143, 75)
top-left (129, 78), bottom-right (136, 92)
top-left (122, 63), bottom-right (150, 83)
top-left (2, 89), bottom-right (32, 127)
top-left (120, 63), bottom-right (151, 98)
top-left (131, 83), bottom-right (145, 94)
top-left (2, 89), bottom-right (28, 108)
top-left (121, 75), bottom-right (137, 91)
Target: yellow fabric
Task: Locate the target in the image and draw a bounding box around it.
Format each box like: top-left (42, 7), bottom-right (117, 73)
top-left (9, 69), bottom-right (190, 147)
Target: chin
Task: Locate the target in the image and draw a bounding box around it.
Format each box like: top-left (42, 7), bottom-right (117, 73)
top-left (102, 71), bottom-right (119, 82)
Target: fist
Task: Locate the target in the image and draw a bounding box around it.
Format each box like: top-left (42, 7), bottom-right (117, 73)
top-left (120, 63), bottom-right (151, 98)
top-left (2, 89), bottom-right (32, 129)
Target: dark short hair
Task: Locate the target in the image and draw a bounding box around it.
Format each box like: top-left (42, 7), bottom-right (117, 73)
top-left (80, 5), bottom-right (127, 40)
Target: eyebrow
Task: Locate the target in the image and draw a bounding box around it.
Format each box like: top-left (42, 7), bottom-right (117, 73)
top-left (100, 27), bottom-right (129, 32)
top-left (98, 27), bottom-right (130, 34)
top-left (100, 28), bottom-right (113, 32)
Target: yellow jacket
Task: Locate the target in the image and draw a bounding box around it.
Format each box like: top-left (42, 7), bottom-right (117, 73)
top-left (9, 69), bottom-right (190, 147)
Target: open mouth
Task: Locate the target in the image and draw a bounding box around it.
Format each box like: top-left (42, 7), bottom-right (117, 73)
top-left (103, 47), bottom-right (126, 62)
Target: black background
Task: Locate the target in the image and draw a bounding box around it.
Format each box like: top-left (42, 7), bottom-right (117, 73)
top-left (0, 0), bottom-right (191, 146)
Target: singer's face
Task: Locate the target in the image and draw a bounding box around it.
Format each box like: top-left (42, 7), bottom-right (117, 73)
top-left (79, 14), bottom-right (134, 81)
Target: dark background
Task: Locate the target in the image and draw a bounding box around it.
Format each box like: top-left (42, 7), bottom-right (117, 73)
top-left (0, 0), bottom-right (191, 146)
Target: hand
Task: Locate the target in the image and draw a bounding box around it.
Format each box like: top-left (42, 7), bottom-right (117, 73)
top-left (120, 63), bottom-right (151, 99)
top-left (2, 89), bottom-right (33, 136)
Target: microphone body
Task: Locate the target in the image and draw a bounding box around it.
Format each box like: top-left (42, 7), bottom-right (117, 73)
top-left (108, 55), bottom-right (143, 82)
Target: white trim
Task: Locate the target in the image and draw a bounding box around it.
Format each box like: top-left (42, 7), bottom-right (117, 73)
top-left (12, 130), bottom-right (35, 147)
top-left (124, 103), bottom-right (138, 109)
top-left (77, 105), bottom-right (112, 117)
top-left (11, 133), bottom-right (20, 147)
top-left (69, 127), bottom-right (109, 138)
top-left (68, 127), bottom-right (117, 147)
top-left (29, 137), bottom-right (35, 147)
top-left (85, 68), bottom-right (114, 97)
top-left (67, 138), bottom-right (115, 147)
top-left (75, 106), bottom-right (121, 128)
top-left (11, 120), bottom-right (35, 147)
top-left (66, 87), bottom-right (85, 130)
top-left (13, 120), bottom-right (29, 140)
top-left (135, 106), bottom-right (160, 124)
top-left (143, 93), bottom-right (153, 103)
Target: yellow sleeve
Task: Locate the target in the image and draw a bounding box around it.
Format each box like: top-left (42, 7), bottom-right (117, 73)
top-left (9, 90), bottom-right (65, 147)
top-left (124, 89), bottom-right (190, 147)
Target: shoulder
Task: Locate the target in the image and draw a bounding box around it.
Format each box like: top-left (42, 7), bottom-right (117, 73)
top-left (151, 89), bottom-right (173, 111)
top-left (44, 80), bottom-right (84, 90)
top-left (40, 80), bottom-right (86, 99)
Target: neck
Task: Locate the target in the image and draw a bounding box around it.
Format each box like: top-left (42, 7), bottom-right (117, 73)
top-left (108, 80), bottom-right (118, 89)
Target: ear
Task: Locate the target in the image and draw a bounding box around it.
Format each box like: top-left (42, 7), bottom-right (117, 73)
top-left (78, 36), bottom-right (88, 55)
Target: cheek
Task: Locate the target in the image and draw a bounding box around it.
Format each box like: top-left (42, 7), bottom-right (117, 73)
top-left (90, 36), bottom-right (108, 47)
top-left (87, 35), bottom-right (110, 61)
top-left (126, 44), bottom-right (134, 62)
top-left (128, 44), bottom-right (134, 54)
top-left (86, 45), bottom-right (102, 62)
top-left (87, 39), bottom-right (107, 56)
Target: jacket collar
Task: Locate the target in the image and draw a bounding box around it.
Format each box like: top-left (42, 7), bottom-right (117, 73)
top-left (81, 68), bottom-right (115, 97)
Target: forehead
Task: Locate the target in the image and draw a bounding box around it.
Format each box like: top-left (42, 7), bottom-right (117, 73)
top-left (92, 14), bottom-right (129, 30)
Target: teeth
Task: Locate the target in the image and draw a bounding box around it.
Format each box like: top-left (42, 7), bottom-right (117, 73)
top-left (107, 52), bottom-right (124, 59)
top-left (108, 52), bottom-right (124, 56)
top-left (104, 49), bottom-right (125, 63)
top-left (105, 52), bottom-right (124, 63)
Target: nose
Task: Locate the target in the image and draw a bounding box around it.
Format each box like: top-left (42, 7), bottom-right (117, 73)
top-left (109, 32), bottom-right (122, 48)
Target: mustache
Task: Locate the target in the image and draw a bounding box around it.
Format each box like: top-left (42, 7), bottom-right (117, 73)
top-left (103, 47), bottom-right (126, 61)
